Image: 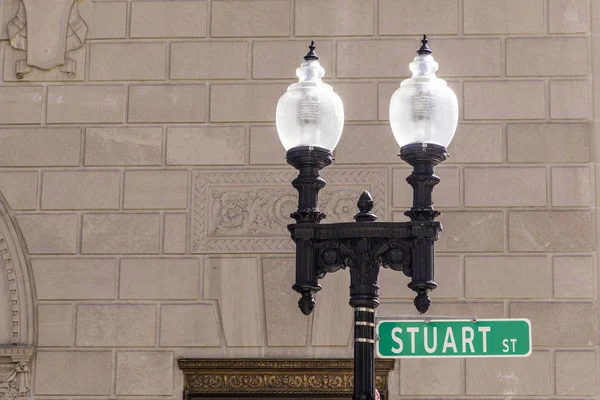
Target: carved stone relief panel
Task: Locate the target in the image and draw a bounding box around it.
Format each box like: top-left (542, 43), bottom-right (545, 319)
top-left (6, 0), bottom-right (88, 80)
top-left (0, 346), bottom-right (33, 400)
top-left (192, 169), bottom-right (387, 253)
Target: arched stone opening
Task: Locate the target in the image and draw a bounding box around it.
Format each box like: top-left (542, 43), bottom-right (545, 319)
top-left (0, 192), bottom-right (35, 399)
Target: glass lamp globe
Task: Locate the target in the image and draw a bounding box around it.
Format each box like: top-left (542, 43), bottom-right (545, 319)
top-left (276, 42), bottom-right (344, 152)
top-left (389, 35), bottom-right (459, 149)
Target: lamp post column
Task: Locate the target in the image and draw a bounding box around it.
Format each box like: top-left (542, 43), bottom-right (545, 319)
top-left (352, 305), bottom-right (377, 400)
top-left (350, 195), bottom-right (379, 400)
top-left (401, 143), bottom-right (447, 313)
top-left (287, 146), bottom-right (332, 315)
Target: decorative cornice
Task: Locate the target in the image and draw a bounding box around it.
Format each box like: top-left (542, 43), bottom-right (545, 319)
top-left (0, 345), bottom-right (34, 362)
top-left (178, 358), bottom-right (394, 398)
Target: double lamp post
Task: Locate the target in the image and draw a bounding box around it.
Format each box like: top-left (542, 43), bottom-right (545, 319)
top-left (275, 36), bottom-right (459, 400)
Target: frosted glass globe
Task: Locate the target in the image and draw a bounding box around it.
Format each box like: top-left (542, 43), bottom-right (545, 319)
top-left (389, 48), bottom-right (458, 148)
top-left (276, 57), bottom-right (344, 151)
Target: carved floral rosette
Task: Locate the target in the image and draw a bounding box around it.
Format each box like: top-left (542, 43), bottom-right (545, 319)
top-left (178, 358), bottom-right (394, 398)
top-left (192, 169), bottom-right (387, 253)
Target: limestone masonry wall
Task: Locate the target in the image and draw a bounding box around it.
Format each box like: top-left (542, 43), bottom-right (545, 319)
top-left (0, 0), bottom-right (598, 398)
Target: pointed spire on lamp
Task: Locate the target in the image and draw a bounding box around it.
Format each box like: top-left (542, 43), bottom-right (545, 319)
top-left (354, 191), bottom-right (377, 222)
top-left (304, 40), bottom-right (319, 60)
top-left (417, 34), bottom-right (432, 55)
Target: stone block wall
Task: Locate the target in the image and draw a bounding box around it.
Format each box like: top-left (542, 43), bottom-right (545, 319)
top-left (0, 0), bottom-right (598, 398)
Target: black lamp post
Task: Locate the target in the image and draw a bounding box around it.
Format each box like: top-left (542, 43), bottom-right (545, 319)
top-left (276, 37), bottom-right (459, 400)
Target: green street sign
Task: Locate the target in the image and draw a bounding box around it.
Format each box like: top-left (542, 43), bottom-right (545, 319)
top-left (376, 319), bottom-right (531, 358)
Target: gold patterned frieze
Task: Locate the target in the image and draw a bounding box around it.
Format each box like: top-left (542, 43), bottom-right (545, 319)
top-left (178, 358), bottom-right (395, 398)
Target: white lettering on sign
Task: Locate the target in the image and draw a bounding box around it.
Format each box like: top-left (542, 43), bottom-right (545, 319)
top-left (502, 338), bottom-right (518, 353)
top-left (391, 327), bottom-right (403, 354)
top-left (407, 327), bottom-right (419, 353)
top-left (442, 327), bottom-right (458, 353)
top-left (424, 327), bottom-right (437, 353)
top-left (462, 327), bottom-right (475, 353)
top-left (478, 326), bottom-right (491, 353)
top-left (388, 324), bottom-right (497, 354)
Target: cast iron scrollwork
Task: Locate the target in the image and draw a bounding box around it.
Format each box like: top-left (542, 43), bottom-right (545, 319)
top-left (315, 240), bottom-right (353, 278)
top-left (315, 235), bottom-right (413, 307)
top-left (381, 238), bottom-right (413, 276)
top-left (297, 190), bottom-right (418, 310)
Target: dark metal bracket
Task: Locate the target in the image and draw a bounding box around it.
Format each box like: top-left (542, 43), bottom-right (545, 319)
top-left (285, 143), bottom-right (447, 400)
top-left (286, 144), bottom-right (446, 316)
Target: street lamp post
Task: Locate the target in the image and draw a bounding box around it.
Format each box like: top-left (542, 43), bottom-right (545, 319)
top-left (276, 37), bottom-right (458, 400)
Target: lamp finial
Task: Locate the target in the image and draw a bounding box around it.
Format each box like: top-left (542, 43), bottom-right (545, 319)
top-left (417, 34), bottom-right (432, 55)
top-left (354, 191), bottom-right (377, 222)
top-left (304, 40), bottom-right (319, 61)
